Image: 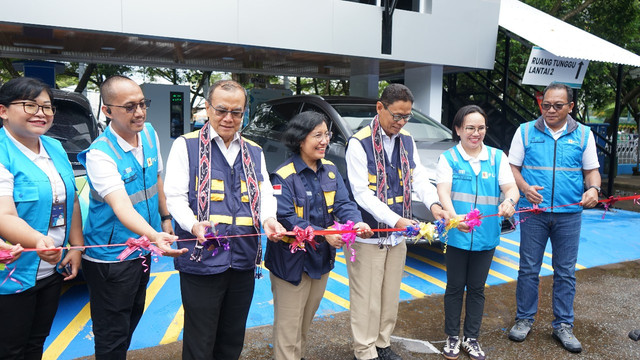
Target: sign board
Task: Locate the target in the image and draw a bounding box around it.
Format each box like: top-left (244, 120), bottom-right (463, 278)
top-left (522, 47), bottom-right (589, 88)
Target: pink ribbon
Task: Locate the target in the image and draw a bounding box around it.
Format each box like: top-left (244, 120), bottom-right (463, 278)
top-left (290, 226), bottom-right (317, 253)
top-left (116, 236), bottom-right (164, 272)
top-left (464, 209), bottom-right (482, 231)
top-left (0, 249), bottom-right (14, 264)
top-left (334, 221), bottom-right (356, 262)
top-left (0, 265), bottom-right (23, 293)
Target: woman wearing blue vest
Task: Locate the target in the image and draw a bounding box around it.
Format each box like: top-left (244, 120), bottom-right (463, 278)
top-left (0, 77), bottom-right (84, 359)
top-left (266, 111), bottom-right (373, 360)
top-left (436, 105), bottom-right (519, 360)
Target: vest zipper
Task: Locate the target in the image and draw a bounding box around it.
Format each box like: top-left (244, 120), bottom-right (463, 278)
top-left (551, 139), bottom-right (558, 211)
top-left (471, 174), bottom-right (478, 251)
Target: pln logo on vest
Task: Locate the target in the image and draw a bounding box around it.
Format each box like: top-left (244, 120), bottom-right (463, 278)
top-left (146, 157), bottom-right (157, 167)
top-left (567, 139), bottom-right (577, 144)
top-left (481, 171), bottom-right (495, 179)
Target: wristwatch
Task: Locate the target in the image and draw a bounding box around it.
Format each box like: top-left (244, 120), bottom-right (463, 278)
top-left (587, 185), bottom-right (601, 194)
top-left (161, 214), bottom-right (173, 222)
top-left (506, 198), bottom-right (517, 207)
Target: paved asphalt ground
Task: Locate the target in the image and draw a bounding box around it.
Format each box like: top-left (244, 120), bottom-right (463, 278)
top-left (80, 175), bottom-right (640, 359)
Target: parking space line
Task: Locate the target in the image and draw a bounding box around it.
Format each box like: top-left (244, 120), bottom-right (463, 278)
top-left (42, 302), bottom-right (91, 360)
top-left (499, 237), bottom-right (586, 270)
top-left (323, 290), bottom-right (350, 309)
top-left (144, 272), bottom-right (172, 312)
top-left (334, 254), bottom-right (427, 297)
top-left (160, 305), bottom-right (184, 345)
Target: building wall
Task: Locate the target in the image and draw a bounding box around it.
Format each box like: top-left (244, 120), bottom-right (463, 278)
top-left (9, 0), bottom-right (500, 70)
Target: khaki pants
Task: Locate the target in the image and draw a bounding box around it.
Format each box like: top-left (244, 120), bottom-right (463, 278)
top-left (346, 240), bottom-right (407, 360)
top-left (271, 272), bottom-right (330, 360)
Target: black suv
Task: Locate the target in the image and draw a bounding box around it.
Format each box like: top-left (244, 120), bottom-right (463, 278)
top-left (242, 95), bottom-right (456, 223)
top-left (47, 89), bottom-right (101, 176)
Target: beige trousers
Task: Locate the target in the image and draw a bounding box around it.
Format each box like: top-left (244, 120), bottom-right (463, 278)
top-left (271, 271), bottom-right (330, 360)
top-left (346, 240), bottom-right (407, 360)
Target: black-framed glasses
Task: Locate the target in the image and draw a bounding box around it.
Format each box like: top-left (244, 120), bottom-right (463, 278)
top-left (10, 101), bottom-right (56, 116)
top-left (541, 102), bottom-right (570, 111)
top-left (382, 103), bottom-right (412, 122)
top-left (209, 104), bottom-right (244, 120)
top-left (105, 99), bottom-right (151, 113)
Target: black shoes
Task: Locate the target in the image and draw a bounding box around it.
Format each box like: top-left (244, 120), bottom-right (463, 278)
top-left (376, 346), bottom-right (402, 360)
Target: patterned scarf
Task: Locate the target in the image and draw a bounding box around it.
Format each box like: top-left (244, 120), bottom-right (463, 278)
top-left (371, 116), bottom-right (412, 245)
top-left (192, 123), bottom-right (263, 278)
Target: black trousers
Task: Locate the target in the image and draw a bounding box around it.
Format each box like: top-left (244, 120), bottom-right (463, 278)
top-left (444, 246), bottom-right (495, 339)
top-left (0, 272), bottom-right (63, 360)
top-left (82, 256), bottom-right (150, 360)
top-left (180, 269), bottom-right (255, 360)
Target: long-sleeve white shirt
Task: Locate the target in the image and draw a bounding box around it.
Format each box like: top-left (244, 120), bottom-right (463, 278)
top-left (164, 124), bottom-right (277, 235)
top-left (345, 125), bottom-right (439, 245)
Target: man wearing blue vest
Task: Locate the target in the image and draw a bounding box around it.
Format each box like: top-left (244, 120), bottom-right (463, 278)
top-left (507, 82), bottom-right (601, 353)
top-left (164, 79), bottom-right (285, 360)
top-left (345, 83), bottom-right (450, 360)
top-left (79, 75), bottom-right (185, 360)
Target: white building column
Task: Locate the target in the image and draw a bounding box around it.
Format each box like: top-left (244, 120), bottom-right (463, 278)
top-left (350, 59), bottom-right (379, 99)
top-left (404, 65), bottom-right (443, 122)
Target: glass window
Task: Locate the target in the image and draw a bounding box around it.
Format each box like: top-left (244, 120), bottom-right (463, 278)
top-left (244, 102), bottom-right (300, 136)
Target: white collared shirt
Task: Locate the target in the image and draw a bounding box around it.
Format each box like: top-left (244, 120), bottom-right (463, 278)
top-left (435, 143), bottom-right (515, 185)
top-left (0, 131), bottom-right (66, 279)
top-left (164, 124), bottom-right (277, 235)
top-left (508, 120), bottom-right (599, 169)
top-left (345, 121), bottom-right (439, 245)
top-left (84, 124), bottom-right (163, 199)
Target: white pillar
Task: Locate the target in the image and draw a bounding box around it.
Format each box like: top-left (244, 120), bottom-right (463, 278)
top-left (404, 65), bottom-right (443, 122)
top-left (350, 59), bottom-right (379, 99)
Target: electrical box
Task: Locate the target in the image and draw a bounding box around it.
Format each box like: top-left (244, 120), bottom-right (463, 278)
top-left (140, 83), bottom-right (191, 171)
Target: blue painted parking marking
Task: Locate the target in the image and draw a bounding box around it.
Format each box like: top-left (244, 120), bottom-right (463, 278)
top-left (42, 208), bottom-right (640, 359)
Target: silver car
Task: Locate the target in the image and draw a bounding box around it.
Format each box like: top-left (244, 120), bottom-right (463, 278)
top-left (242, 95), bottom-right (455, 223)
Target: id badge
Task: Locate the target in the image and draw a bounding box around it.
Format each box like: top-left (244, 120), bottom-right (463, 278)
top-left (50, 202), bottom-right (66, 228)
top-left (388, 232), bottom-right (403, 247)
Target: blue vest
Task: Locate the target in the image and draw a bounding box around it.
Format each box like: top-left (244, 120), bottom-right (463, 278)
top-left (265, 157), bottom-right (340, 285)
top-left (78, 124), bottom-right (161, 261)
top-left (349, 126), bottom-right (416, 235)
top-left (0, 129), bottom-right (76, 294)
top-left (174, 131), bottom-right (264, 275)
top-left (443, 146), bottom-right (502, 251)
top-left (519, 117), bottom-right (588, 213)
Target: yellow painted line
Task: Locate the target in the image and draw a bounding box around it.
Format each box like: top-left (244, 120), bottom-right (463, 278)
top-left (406, 252), bottom-right (446, 271)
top-left (491, 256), bottom-right (519, 270)
top-left (43, 302), bottom-right (92, 360)
top-left (160, 305), bottom-right (184, 345)
top-left (403, 265), bottom-right (446, 290)
top-left (323, 290), bottom-right (350, 309)
top-left (500, 237), bottom-right (585, 270)
top-left (329, 271), bottom-right (349, 286)
top-left (144, 272), bottom-right (172, 312)
top-left (488, 269), bottom-right (514, 282)
top-left (334, 254), bottom-right (426, 298)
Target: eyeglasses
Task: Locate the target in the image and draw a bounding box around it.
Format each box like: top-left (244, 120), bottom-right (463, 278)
top-left (10, 102), bottom-right (56, 116)
top-left (105, 99), bottom-right (151, 113)
top-left (310, 131), bottom-right (332, 141)
top-left (464, 126), bottom-right (488, 133)
top-left (209, 104), bottom-right (244, 120)
top-left (382, 103), bottom-right (412, 122)
top-left (541, 102), bottom-right (570, 111)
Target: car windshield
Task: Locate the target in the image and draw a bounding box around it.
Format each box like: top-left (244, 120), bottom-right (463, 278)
top-left (332, 104), bottom-right (452, 141)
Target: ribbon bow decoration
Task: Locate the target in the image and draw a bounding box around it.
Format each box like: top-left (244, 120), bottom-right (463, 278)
top-left (464, 209), bottom-right (482, 231)
top-left (0, 250), bottom-right (14, 264)
top-left (334, 221), bottom-right (357, 261)
top-left (117, 235), bottom-right (164, 272)
top-left (290, 226), bottom-right (317, 253)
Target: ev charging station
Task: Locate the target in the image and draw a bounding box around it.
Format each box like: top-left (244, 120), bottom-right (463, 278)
top-left (140, 83), bottom-right (191, 169)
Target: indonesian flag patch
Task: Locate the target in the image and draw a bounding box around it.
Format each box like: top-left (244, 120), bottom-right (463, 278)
top-left (273, 184), bottom-right (282, 196)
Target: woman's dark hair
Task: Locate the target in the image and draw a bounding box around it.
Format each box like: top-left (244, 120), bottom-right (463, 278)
top-left (451, 105), bottom-right (487, 141)
top-left (282, 111), bottom-right (329, 154)
top-left (0, 77), bottom-right (53, 106)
